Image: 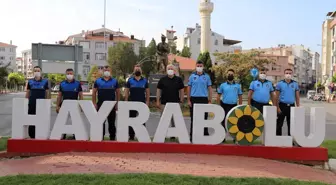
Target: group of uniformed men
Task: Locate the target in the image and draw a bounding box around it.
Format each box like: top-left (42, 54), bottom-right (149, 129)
top-left (25, 61), bottom-right (300, 141)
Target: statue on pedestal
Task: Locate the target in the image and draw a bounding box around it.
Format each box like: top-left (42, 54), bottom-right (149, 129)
top-left (156, 34), bottom-right (170, 74)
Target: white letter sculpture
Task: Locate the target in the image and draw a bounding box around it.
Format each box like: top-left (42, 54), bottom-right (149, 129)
top-left (153, 103), bottom-right (190, 144)
top-left (117, 102), bottom-right (151, 142)
top-left (79, 100), bottom-right (116, 141)
top-left (50, 100), bottom-right (89, 140)
top-left (291, 107), bottom-right (326, 147)
top-left (192, 104), bottom-right (226, 145)
top-left (12, 98), bottom-right (51, 139)
top-left (263, 106), bottom-right (292, 147)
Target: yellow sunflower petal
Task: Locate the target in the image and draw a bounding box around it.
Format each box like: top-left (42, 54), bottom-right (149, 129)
top-left (228, 117), bottom-right (238, 125)
top-left (252, 128), bottom-right (262, 136)
top-left (255, 120), bottom-right (264, 127)
top-left (236, 131), bottom-right (245, 141)
top-left (234, 108), bottom-right (243, 118)
top-left (244, 106), bottom-right (252, 115)
top-left (251, 110), bottom-right (260, 120)
top-left (245, 133), bottom-right (253, 142)
top-left (229, 125), bottom-right (239, 134)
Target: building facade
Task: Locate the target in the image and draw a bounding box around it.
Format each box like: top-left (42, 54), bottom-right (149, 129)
top-left (176, 23), bottom-right (242, 63)
top-left (21, 49), bottom-right (33, 79)
top-left (0, 41), bottom-right (17, 71)
top-left (244, 45), bottom-right (317, 87)
top-left (63, 28), bottom-right (145, 81)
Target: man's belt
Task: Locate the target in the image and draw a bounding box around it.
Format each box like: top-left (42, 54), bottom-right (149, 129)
top-left (279, 102), bottom-right (294, 106)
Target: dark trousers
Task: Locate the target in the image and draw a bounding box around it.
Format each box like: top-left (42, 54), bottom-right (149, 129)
top-left (190, 97), bottom-right (209, 142)
top-left (28, 104), bottom-right (36, 139)
top-left (251, 99), bottom-right (270, 114)
top-left (98, 104), bottom-right (117, 140)
top-left (276, 102), bottom-right (295, 136)
top-left (129, 110), bottom-right (146, 140)
top-left (220, 102), bottom-right (237, 130)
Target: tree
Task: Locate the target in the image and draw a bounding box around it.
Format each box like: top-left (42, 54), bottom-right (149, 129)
top-left (179, 46), bottom-right (192, 58)
top-left (212, 51), bottom-right (273, 91)
top-left (0, 64), bottom-right (9, 92)
top-left (47, 73), bottom-right (66, 87)
top-left (8, 72), bottom-right (25, 91)
top-left (87, 65), bottom-right (99, 85)
top-left (140, 38), bottom-right (157, 76)
top-left (332, 74), bottom-right (336, 83)
top-left (170, 45), bottom-right (177, 55)
top-left (198, 51), bottom-right (215, 85)
top-left (108, 42), bottom-right (138, 78)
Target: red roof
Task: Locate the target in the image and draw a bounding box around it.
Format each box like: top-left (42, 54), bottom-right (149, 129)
top-left (168, 54), bottom-right (195, 71)
top-left (0, 42), bottom-right (16, 47)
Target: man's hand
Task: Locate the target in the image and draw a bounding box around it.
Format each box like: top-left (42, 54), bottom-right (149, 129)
top-left (56, 106), bottom-right (60, 114)
top-left (146, 101), bottom-right (150, 107)
top-left (188, 100), bottom-right (192, 107)
top-left (277, 107), bottom-right (282, 114)
top-left (208, 100), bottom-right (212, 104)
top-left (93, 103), bottom-right (98, 110)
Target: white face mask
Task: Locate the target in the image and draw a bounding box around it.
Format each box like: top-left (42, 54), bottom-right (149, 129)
top-left (34, 72), bottom-right (41, 78)
top-left (103, 71), bottom-right (111, 77)
top-left (285, 74), bottom-right (292, 80)
top-left (167, 69), bottom-right (174, 76)
top-left (196, 67), bottom-right (203, 72)
top-left (66, 74), bottom-right (74, 80)
top-left (259, 74), bottom-right (266, 80)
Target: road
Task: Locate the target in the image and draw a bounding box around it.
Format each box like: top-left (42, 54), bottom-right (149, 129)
top-left (1, 92), bottom-right (336, 140)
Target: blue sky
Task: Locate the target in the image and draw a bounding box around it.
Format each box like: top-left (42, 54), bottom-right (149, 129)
top-left (0, 0), bottom-right (335, 55)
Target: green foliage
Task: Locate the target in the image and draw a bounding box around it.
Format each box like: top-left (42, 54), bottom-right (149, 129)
top-left (108, 42), bottom-right (137, 77)
top-left (8, 72), bottom-right (25, 85)
top-left (314, 80), bottom-right (323, 89)
top-left (213, 51), bottom-right (273, 90)
top-left (139, 38), bottom-right (157, 77)
top-left (198, 51), bottom-right (215, 85)
top-left (179, 46), bottom-right (192, 58)
top-left (47, 73), bottom-right (66, 86)
top-left (87, 65), bottom-right (99, 84)
top-left (0, 64), bottom-right (10, 89)
top-left (332, 73), bottom-right (336, 83)
top-left (117, 76), bottom-right (126, 88)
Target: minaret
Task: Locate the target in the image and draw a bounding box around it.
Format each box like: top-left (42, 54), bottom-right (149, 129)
top-left (199, 0), bottom-right (214, 53)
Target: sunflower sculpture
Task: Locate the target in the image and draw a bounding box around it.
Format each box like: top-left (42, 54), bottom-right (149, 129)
top-left (226, 105), bottom-right (264, 145)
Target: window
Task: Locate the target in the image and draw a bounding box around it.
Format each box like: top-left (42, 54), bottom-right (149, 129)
top-left (9, 48), bottom-right (14, 52)
top-left (0, 56), bottom-right (5, 60)
top-left (0, 48), bottom-right (5, 52)
top-left (84, 52), bottom-right (90, 60)
top-left (95, 42), bottom-right (106, 49)
top-left (333, 42), bottom-right (335, 51)
top-left (214, 39), bottom-right (218, 45)
top-left (95, 53), bottom-right (106, 60)
top-left (79, 41), bottom-right (90, 49)
top-left (9, 56), bottom-right (13, 60)
top-left (271, 65), bottom-right (281, 72)
top-left (197, 38), bottom-right (201, 44)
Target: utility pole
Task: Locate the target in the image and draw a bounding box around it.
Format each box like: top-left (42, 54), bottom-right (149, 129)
top-left (103, 0), bottom-right (107, 62)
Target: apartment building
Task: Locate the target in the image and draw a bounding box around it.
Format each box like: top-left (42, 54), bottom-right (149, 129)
top-left (176, 23), bottom-right (242, 63)
top-left (244, 45), bottom-right (316, 87)
top-left (321, 11), bottom-right (336, 83)
top-left (63, 28), bottom-right (145, 81)
top-left (0, 41), bottom-right (16, 71)
top-left (21, 49), bottom-right (34, 79)
top-left (16, 57), bottom-right (23, 73)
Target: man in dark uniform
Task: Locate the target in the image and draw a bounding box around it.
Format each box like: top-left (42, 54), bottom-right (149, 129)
top-left (248, 68), bottom-right (275, 113)
top-left (25, 66), bottom-right (49, 139)
top-left (156, 64), bottom-right (185, 140)
top-left (124, 64), bottom-right (149, 140)
top-left (275, 68), bottom-right (300, 136)
top-left (56, 68), bottom-right (83, 139)
top-left (187, 61), bottom-right (212, 142)
top-left (92, 65), bottom-right (120, 140)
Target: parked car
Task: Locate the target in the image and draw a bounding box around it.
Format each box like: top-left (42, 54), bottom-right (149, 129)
top-left (51, 85), bottom-right (60, 92)
top-left (307, 90), bottom-right (316, 100)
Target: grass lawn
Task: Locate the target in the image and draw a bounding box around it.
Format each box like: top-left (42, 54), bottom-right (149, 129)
top-left (0, 174), bottom-right (330, 185)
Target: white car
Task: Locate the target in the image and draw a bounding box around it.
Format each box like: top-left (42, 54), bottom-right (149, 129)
top-left (307, 90), bottom-right (316, 100)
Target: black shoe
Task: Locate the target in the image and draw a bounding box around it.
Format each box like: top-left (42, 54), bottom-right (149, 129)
top-left (170, 137), bottom-right (176, 141)
top-left (222, 139), bottom-right (226, 143)
top-left (129, 137), bottom-right (135, 141)
top-left (110, 136), bottom-right (115, 141)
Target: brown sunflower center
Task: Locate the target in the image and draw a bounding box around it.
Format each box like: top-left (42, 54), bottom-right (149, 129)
top-left (237, 115), bottom-right (255, 133)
